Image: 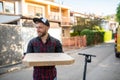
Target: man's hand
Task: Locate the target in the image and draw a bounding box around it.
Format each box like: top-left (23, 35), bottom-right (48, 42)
top-left (22, 56), bottom-right (25, 59)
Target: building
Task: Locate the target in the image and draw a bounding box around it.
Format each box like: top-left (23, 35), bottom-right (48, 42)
top-left (0, 0), bottom-right (72, 40)
top-left (101, 14), bottom-right (118, 33)
top-left (70, 11), bottom-right (88, 26)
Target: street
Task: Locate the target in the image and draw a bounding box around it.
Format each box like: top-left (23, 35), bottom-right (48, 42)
top-left (0, 42), bottom-right (120, 80)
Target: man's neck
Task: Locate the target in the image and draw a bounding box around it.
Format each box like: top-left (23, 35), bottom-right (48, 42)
top-left (41, 33), bottom-right (48, 44)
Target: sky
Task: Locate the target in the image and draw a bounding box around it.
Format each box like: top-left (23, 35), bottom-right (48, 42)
top-left (55, 0), bottom-right (120, 16)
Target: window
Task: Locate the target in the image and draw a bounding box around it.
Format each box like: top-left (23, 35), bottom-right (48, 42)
top-left (28, 5), bottom-right (34, 16)
top-left (28, 4), bottom-right (44, 17)
top-left (0, 2), bottom-right (3, 12)
top-left (35, 6), bottom-right (43, 17)
top-left (4, 2), bottom-right (14, 14)
top-left (62, 29), bottom-right (65, 37)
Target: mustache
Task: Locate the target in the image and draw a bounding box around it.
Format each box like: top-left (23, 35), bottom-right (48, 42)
top-left (38, 31), bottom-right (47, 37)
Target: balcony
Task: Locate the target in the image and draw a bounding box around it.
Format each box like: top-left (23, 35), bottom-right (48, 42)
top-left (61, 17), bottom-right (73, 27)
top-left (48, 12), bottom-right (61, 22)
top-left (48, 12), bottom-right (73, 27)
top-left (48, 15), bottom-right (60, 22)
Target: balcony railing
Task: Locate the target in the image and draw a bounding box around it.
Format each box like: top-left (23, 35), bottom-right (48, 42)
top-left (48, 13), bottom-right (73, 26)
top-left (61, 17), bottom-right (73, 26)
top-left (48, 12), bottom-right (61, 22)
top-left (61, 22), bottom-right (73, 26)
top-left (49, 15), bottom-right (60, 21)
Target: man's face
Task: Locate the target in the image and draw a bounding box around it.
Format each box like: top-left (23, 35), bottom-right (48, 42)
top-left (35, 22), bottom-right (49, 37)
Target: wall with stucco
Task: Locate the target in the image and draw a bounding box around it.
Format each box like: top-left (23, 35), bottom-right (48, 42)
top-left (0, 24), bottom-right (22, 66)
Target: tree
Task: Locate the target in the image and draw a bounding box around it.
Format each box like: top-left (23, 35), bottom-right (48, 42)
top-left (104, 15), bottom-right (111, 20)
top-left (116, 3), bottom-right (120, 24)
top-left (72, 17), bottom-right (87, 35)
top-left (72, 17), bottom-right (102, 35)
top-left (87, 18), bottom-right (102, 30)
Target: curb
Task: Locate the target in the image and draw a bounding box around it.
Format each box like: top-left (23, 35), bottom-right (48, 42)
top-left (0, 62), bottom-right (28, 75)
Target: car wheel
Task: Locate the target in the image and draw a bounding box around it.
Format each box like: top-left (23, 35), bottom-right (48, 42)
top-left (115, 47), bottom-right (119, 58)
top-left (115, 53), bottom-right (119, 58)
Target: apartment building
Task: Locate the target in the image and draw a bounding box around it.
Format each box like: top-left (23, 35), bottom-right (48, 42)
top-left (70, 11), bottom-right (89, 26)
top-left (0, 0), bottom-right (72, 39)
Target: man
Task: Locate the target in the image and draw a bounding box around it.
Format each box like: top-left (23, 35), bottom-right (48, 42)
top-left (26, 17), bottom-right (63, 80)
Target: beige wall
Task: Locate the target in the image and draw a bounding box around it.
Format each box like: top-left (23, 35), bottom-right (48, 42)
top-left (62, 27), bottom-right (71, 37)
top-left (50, 22), bottom-right (59, 27)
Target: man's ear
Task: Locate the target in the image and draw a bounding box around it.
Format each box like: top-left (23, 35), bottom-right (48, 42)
top-left (46, 26), bottom-right (50, 29)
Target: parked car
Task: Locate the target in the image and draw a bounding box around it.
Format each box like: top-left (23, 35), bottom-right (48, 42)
top-left (114, 26), bottom-right (120, 57)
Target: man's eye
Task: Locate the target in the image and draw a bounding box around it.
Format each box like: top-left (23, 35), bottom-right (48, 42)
top-left (36, 27), bottom-right (41, 28)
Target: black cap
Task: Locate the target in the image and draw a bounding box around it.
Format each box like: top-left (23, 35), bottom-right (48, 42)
top-left (33, 17), bottom-right (50, 27)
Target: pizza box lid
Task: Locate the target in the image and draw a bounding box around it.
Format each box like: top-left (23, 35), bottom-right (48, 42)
top-left (22, 53), bottom-right (75, 66)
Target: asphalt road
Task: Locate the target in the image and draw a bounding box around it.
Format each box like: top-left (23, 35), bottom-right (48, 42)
top-left (0, 42), bottom-right (120, 80)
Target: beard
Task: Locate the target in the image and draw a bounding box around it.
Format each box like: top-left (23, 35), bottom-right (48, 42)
top-left (38, 31), bottom-right (47, 38)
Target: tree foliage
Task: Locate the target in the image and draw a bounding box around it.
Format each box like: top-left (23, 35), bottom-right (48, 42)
top-left (72, 17), bottom-right (102, 35)
top-left (116, 3), bottom-right (120, 24)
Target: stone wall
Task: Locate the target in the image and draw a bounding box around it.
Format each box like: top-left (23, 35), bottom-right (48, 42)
top-left (0, 24), bottom-right (22, 66)
top-left (0, 24), bottom-right (37, 66)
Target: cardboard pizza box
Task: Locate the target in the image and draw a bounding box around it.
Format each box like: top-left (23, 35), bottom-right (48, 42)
top-left (22, 53), bottom-right (75, 66)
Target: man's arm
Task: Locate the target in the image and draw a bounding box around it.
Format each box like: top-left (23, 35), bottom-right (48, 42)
top-left (55, 40), bottom-right (63, 52)
top-left (22, 40), bottom-right (34, 59)
top-left (26, 40), bottom-right (34, 53)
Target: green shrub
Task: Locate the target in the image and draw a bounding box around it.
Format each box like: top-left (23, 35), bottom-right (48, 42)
top-left (92, 26), bottom-right (101, 30)
top-left (71, 29), bottom-right (111, 45)
top-left (81, 29), bottom-right (105, 45)
top-left (93, 30), bottom-right (104, 44)
top-left (70, 32), bottom-right (79, 37)
top-left (81, 29), bottom-right (94, 45)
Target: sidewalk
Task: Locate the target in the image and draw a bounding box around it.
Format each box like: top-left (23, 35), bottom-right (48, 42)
top-left (0, 62), bottom-right (27, 75)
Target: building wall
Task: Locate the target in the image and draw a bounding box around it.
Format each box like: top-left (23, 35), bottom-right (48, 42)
top-left (0, 24), bottom-right (22, 66)
top-left (62, 27), bottom-right (71, 37)
top-left (0, 24), bottom-right (37, 66)
top-left (21, 27), bottom-right (37, 53)
top-left (48, 27), bottom-right (62, 42)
